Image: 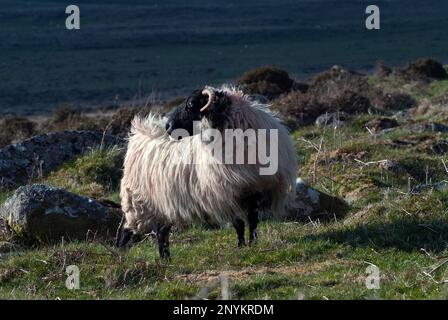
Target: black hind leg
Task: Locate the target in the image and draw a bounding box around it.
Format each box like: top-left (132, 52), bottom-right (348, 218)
top-left (233, 219), bottom-right (246, 247)
top-left (248, 209), bottom-right (259, 245)
top-left (243, 193), bottom-right (261, 245)
top-left (115, 228), bottom-right (142, 248)
top-left (156, 225), bottom-right (172, 260)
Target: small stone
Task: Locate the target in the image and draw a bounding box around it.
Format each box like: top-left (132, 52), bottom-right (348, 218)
top-left (413, 122), bottom-right (448, 133)
top-left (379, 160), bottom-right (405, 173)
top-left (366, 117), bottom-right (399, 133)
top-left (315, 112), bottom-right (349, 128)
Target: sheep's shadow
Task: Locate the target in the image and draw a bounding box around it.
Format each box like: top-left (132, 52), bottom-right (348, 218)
top-left (304, 217), bottom-right (448, 253)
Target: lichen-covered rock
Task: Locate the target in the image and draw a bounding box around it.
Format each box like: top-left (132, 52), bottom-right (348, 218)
top-left (0, 131), bottom-right (124, 190)
top-left (315, 112), bottom-right (349, 128)
top-left (287, 179), bottom-right (348, 220)
top-left (0, 184), bottom-right (122, 244)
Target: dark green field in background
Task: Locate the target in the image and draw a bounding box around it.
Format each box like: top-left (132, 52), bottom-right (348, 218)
top-left (1, 0), bottom-right (447, 115)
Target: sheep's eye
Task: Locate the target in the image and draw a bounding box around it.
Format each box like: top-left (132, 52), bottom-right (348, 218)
top-left (186, 99), bottom-right (194, 110)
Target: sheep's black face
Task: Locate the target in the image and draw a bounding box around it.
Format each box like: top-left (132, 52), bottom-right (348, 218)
top-left (166, 88), bottom-right (230, 139)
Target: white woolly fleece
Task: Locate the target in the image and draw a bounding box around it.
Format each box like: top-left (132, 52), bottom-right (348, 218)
top-left (120, 87), bottom-right (298, 232)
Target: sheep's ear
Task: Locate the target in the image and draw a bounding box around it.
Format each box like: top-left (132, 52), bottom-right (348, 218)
top-left (201, 90), bottom-right (230, 114)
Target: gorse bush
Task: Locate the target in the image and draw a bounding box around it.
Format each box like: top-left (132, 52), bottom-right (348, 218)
top-left (236, 66), bottom-right (296, 99)
top-left (402, 58), bottom-right (448, 81)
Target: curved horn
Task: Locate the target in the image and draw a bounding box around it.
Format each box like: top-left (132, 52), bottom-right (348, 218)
top-left (200, 88), bottom-right (216, 112)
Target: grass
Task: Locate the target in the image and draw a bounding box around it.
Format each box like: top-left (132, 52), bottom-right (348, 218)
top-left (2, 128), bottom-right (448, 299)
top-left (2, 193), bottom-right (448, 300)
top-left (43, 147), bottom-right (124, 200)
top-left (2, 68), bottom-right (448, 300)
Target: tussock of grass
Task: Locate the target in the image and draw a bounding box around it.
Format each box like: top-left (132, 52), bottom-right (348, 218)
top-left (44, 147), bottom-right (124, 199)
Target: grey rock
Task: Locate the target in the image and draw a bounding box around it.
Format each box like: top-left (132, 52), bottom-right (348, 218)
top-left (411, 181), bottom-right (448, 194)
top-left (378, 160), bottom-right (405, 173)
top-left (257, 179), bottom-right (348, 221)
top-left (0, 131), bottom-right (124, 190)
top-left (1, 184), bottom-right (122, 243)
top-left (413, 122), bottom-right (448, 133)
top-left (288, 178), bottom-right (348, 220)
top-left (315, 112), bottom-right (349, 128)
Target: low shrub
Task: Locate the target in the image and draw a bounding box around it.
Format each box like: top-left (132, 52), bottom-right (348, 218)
top-left (0, 117), bottom-right (37, 148)
top-left (367, 90), bottom-right (416, 111)
top-left (41, 106), bottom-right (105, 133)
top-left (106, 106), bottom-right (152, 137)
top-left (236, 66), bottom-right (296, 99)
top-left (397, 58), bottom-right (448, 81)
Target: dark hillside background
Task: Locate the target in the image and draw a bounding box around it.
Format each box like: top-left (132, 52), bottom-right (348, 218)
top-left (1, 0), bottom-right (447, 114)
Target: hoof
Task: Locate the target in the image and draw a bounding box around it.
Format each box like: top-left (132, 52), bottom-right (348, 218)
top-left (237, 241), bottom-right (247, 248)
top-left (159, 248), bottom-right (171, 261)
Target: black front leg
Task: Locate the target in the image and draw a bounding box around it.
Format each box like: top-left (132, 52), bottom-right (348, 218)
top-left (116, 228), bottom-right (137, 248)
top-left (156, 225), bottom-right (172, 260)
top-left (233, 219), bottom-right (246, 247)
top-left (248, 209), bottom-right (258, 244)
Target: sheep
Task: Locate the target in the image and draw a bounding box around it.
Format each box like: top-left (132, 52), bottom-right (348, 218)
top-left (116, 86), bottom-right (297, 259)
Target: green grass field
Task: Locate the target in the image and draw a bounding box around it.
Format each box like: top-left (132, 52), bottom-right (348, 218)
top-left (2, 213), bottom-right (448, 299)
top-left (2, 73), bottom-right (448, 299)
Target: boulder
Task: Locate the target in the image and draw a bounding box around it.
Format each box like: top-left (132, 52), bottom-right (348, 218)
top-left (288, 179), bottom-right (348, 220)
top-left (1, 184), bottom-right (122, 244)
top-left (0, 131), bottom-right (124, 190)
